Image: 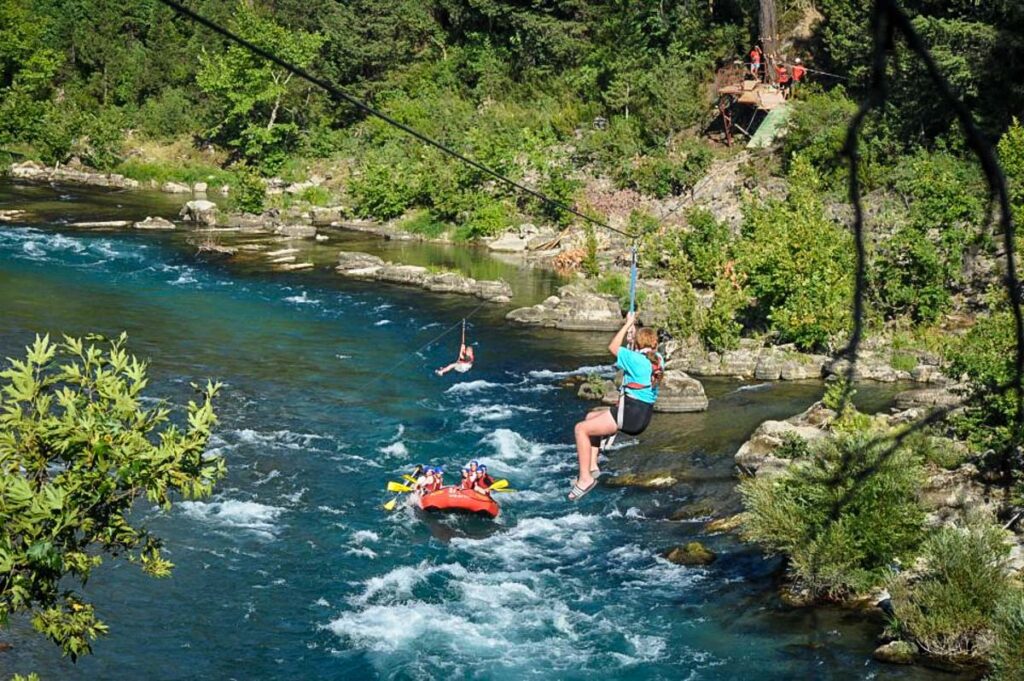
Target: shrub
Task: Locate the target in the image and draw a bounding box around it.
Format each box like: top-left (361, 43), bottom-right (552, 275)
top-left (775, 432), bottom-right (812, 460)
top-left (454, 198), bottom-right (513, 241)
top-left (348, 156), bottom-right (418, 220)
top-left (887, 517), bottom-right (1012, 660)
top-left (665, 269), bottom-right (701, 339)
top-left (990, 588), bottom-right (1024, 681)
top-left (700, 271), bottom-right (746, 352)
top-left (739, 155), bottom-right (853, 351)
top-left (230, 166), bottom-right (267, 214)
top-left (583, 223), bottom-right (600, 278)
top-left (741, 429), bottom-right (926, 599)
top-left (137, 88), bottom-right (197, 139)
top-left (298, 185), bottom-right (332, 207)
top-left (682, 209), bottom-right (731, 287)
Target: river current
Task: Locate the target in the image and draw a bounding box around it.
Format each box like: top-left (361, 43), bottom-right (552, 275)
top-left (0, 182), bottom-right (955, 680)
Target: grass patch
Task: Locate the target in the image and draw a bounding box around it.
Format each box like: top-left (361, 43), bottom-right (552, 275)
top-left (114, 159), bottom-right (235, 187)
top-left (892, 352), bottom-right (919, 373)
top-left (401, 210), bottom-right (449, 239)
top-left (298, 185), bottom-right (332, 206)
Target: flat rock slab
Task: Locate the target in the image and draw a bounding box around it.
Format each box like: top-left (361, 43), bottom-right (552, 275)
top-left (134, 217), bottom-right (175, 230)
top-left (336, 250), bottom-right (512, 302)
top-left (506, 284), bottom-right (621, 331)
top-left (10, 161), bottom-right (139, 189)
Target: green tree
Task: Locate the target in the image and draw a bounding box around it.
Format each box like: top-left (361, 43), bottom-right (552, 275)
top-left (0, 334), bottom-right (225, 659)
top-left (739, 156), bottom-right (854, 351)
top-left (197, 1), bottom-right (325, 172)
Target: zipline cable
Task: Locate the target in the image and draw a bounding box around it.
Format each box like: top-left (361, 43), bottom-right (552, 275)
top-left (154, 0), bottom-right (632, 239)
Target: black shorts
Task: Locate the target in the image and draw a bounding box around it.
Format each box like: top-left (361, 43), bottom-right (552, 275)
top-left (617, 396), bottom-right (654, 436)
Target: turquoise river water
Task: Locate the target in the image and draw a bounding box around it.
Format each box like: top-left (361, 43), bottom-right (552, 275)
top-left (0, 181), bottom-right (963, 680)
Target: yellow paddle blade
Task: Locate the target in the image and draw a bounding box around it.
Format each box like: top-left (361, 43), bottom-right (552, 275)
top-left (383, 497), bottom-right (398, 511)
top-left (490, 488), bottom-right (516, 493)
top-left (489, 479), bottom-right (509, 491)
top-left (387, 481), bottom-right (413, 493)
top-left (402, 474), bottom-right (418, 484)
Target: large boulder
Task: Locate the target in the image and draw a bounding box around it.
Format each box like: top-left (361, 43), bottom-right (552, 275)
top-left (506, 284), bottom-right (621, 331)
top-left (487, 233), bottom-right (531, 252)
top-left (655, 370), bottom-right (708, 413)
top-left (893, 386), bottom-right (963, 411)
top-left (179, 200), bottom-right (218, 226)
top-left (873, 641), bottom-right (917, 665)
top-left (733, 402), bottom-right (834, 476)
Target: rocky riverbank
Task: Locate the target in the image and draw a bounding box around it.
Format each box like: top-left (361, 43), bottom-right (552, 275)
top-left (335, 251), bottom-right (513, 302)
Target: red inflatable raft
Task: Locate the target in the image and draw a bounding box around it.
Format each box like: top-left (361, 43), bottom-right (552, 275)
top-left (418, 486), bottom-right (499, 519)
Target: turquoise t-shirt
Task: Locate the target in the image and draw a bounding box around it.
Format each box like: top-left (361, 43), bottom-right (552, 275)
top-left (616, 347), bottom-right (659, 404)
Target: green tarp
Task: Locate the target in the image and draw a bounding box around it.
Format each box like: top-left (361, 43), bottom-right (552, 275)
top-left (747, 104), bottom-right (792, 149)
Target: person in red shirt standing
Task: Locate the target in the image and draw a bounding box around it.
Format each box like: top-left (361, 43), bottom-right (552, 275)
top-left (776, 59), bottom-right (792, 98)
top-left (749, 45), bottom-right (763, 81)
top-left (791, 58), bottom-right (807, 98)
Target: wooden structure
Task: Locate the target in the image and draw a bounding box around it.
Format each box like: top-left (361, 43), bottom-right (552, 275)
top-left (714, 63), bottom-right (787, 146)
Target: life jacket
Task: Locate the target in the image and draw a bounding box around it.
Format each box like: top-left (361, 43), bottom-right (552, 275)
top-left (460, 474), bottom-right (473, 490)
top-left (623, 351), bottom-right (665, 391)
top-left (749, 49), bottom-right (760, 64)
top-left (776, 65), bottom-right (790, 83)
top-left (792, 65), bottom-right (806, 82)
top-left (477, 474), bottom-right (494, 489)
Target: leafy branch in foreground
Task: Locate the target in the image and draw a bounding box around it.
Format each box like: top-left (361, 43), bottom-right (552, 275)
top-left (0, 334), bottom-right (225, 660)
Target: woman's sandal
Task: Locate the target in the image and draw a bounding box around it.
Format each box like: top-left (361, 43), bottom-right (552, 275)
top-left (568, 478), bottom-right (598, 502)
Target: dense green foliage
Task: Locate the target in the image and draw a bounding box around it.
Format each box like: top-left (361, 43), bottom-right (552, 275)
top-left (991, 589), bottom-right (1024, 681)
top-left (887, 517), bottom-right (1014, 659)
top-left (740, 427), bottom-right (926, 599)
top-left (0, 335), bottom-right (225, 659)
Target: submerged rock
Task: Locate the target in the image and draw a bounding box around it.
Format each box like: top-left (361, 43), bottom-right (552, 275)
top-left (663, 542), bottom-right (717, 566)
top-left (275, 224), bottom-right (318, 239)
top-left (873, 641), bottom-right (917, 665)
top-left (134, 216), bottom-right (175, 230)
top-left (162, 181), bottom-right (192, 194)
top-left (335, 250), bottom-right (512, 302)
top-left (605, 472), bottom-right (677, 489)
top-left (669, 500), bottom-right (716, 521)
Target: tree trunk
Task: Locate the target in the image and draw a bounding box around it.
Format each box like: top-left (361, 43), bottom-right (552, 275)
top-left (759, 0), bottom-right (779, 83)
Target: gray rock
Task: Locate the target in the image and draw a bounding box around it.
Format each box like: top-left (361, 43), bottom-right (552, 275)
top-left (162, 181), bottom-right (191, 194)
top-left (134, 216), bottom-right (175, 230)
top-left (506, 284), bottom-right (621, 331)
top-left (910, 364), bottom-right (949, 385)
top-left (335, 250), bottom-right (512, 301)
top-left (655, 370), bottom-right (708, 413)
top-left (179, 200), bottom-right (218, 226)
top-left (734, 416), bottom-right (830, 476)
top-left (275, 224), bottom-right (318, 239)
top-left (487, 233), bottom-right (531, 253)
top-left (310, 207), bottom-right (344, 225)
top-left (755, 353), bottom-right (784, 380)
top-left (10, 161), bottom-right (139, 189)
top-left (193, 182), bottom-right (208, 194)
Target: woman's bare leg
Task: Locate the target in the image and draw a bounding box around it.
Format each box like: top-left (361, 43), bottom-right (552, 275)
top-left (583, 409), bottom-right (607, 472)
top-left (435, 363), bottom-right (456, 376)
top-left (573, 410), bottom-right (618, 490)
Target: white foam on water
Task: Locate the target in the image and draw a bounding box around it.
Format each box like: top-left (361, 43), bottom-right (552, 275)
top-left (179, 499), bottom-right (285, 540)
top-left (734, 382), bottom-right (772, 392)
top-left (461, 404), bottom-right (540, 422)
top-left (379, 441), bottom-right (408, 457)
top-left (227, 428), bottom-right (333, 452)
top-left (345, 546), bottom-right (378, 559)
top-left (444, 380), bottom-right (500, 394)
top-left (284, 291), bottom-right (320, 305)
top-left (335, 354), bottom-right (351, 360)
top-left (351, 530), bottom-right (379, 544)
top-left (527, 364), bottom-right (614, 380)
top-left (374, 319), bottom-right (391, 326)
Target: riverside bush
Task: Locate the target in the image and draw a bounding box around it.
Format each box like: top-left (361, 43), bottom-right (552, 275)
top-left (739, 156), bottom-right (853, 351)
top-left (740, 429), bottom-right (926, 599)
top-left (990, 589), bottom-right (1024, 681)
top-left (887, 517), bottom-right (1012, 660)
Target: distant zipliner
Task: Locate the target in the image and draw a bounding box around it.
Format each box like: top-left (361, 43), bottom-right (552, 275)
top-left (436, 319), bottom-right (475, 376)
top-left (567, 248), bottom-right (664, 502)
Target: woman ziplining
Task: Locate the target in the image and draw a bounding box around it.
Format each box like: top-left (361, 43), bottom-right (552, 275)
top-left (568, 247), bottom-right (664, 502)
top-left (436, 319), bottom-right (475, 376)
